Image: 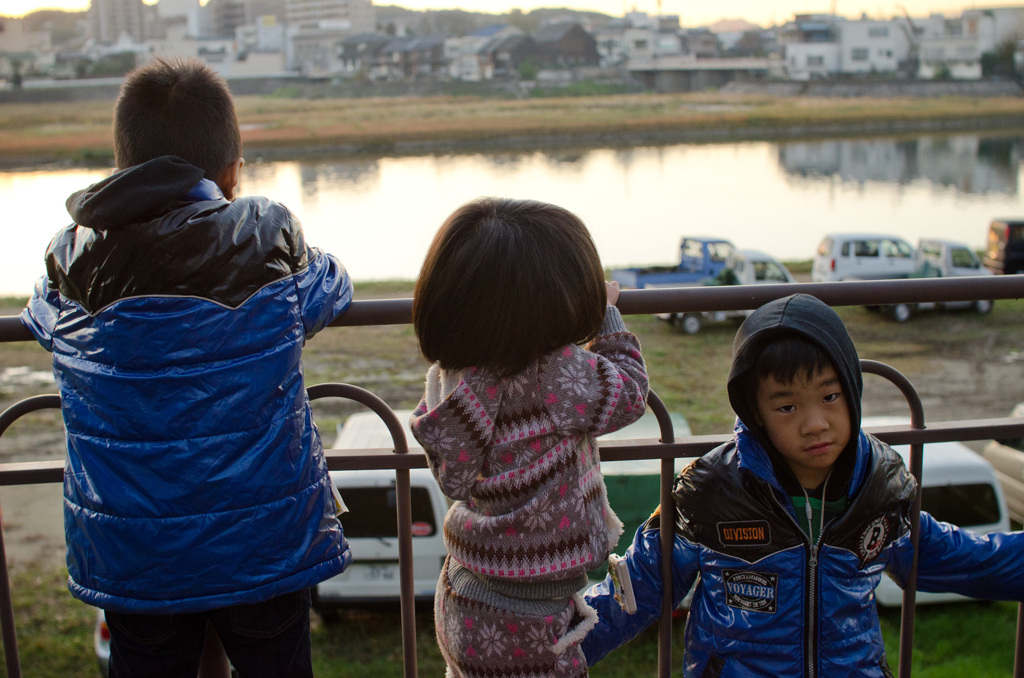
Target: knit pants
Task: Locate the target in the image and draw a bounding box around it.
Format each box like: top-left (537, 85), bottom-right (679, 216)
top-left (435, 557), bottom-right (597, 678)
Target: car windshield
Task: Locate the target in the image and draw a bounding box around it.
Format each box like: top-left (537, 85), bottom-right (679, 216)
top-left (921, 483), bottom-right (1001, 527)
top-left (882, 239), bottom-right (913, 258)
top-left (754, 260), bottom-right (789, 282)
top-left (950, 247), bottom-right (980, 268)
top-left (339, 487), bottom-right (439, 538)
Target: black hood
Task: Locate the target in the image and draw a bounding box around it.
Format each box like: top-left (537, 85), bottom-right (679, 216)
top-left (66, 156), bottom-right (205, 232)
top-left (46, 156), bottom-right (309, 313)
top-left (727, 293), bottom-right (862, 497)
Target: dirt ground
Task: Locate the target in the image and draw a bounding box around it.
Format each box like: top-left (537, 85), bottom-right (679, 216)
top-left (1, 293), bottom-right (1022, 572)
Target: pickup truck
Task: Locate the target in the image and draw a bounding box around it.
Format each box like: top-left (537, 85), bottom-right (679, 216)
top-left (874, 237), bottom-right (994, 322)
top-left (611, 237), bottom-right (735, 290)
top-left (613, 242), bottom-right (797, 334)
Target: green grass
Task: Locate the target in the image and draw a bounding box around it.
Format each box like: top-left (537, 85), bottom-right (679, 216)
top-left (880, 601), bottom-right (1021, 677)
top-left (0, 566), bottom-right (98, 678)
top-left (4, 565), bottom-right (1019, 677)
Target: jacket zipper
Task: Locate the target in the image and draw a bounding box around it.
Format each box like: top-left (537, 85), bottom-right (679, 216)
top-left (768, 489), bottom-right (835, 678)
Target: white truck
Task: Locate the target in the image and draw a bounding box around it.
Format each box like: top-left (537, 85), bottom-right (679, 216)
top-left (875, 237), bottom-right (994, 322)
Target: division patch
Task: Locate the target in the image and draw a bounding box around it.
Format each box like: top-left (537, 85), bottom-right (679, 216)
top-left (717, 520), bottom-right (771, 546)
top-left (723, 569), bottom-right (778, 614)
top-left (857, 515), bottom-right (891, 566)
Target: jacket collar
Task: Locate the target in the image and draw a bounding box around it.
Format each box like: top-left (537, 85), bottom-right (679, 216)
top-left (735, 419), bottom-right (872, 501)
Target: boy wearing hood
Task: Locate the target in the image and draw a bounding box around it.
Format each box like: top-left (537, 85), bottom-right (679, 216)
top-left (582, 293), bottom-right (1024, 678)
top-left (19, 59), bottom-right (352, 677)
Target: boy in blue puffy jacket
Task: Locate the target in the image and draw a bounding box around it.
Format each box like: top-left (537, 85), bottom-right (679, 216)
top-left (20, 58), bottom-right (352, 677)
top-left (583, 293), bottom-right (1024, 678)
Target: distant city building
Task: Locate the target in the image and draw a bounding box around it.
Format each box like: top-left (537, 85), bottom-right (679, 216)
top-left (373, 34), bottom-right (446, 80)
top-left (284, 0), bottom-right (375, 75)
top-left (90, 0), bottom-right (147, 44)
top-left (445, 24), bottom-right (523, 81)
top-left (592, 24), bottom-right (626, 67)
top-left (249, 0), bottom-right (287, 22)
top-left (285, 0), bottom-right (374, 31)
top-left (338, 31), bottom-right (389, 76)
top-left (917, 7), bottom-right (1024, 79)
top-left (237, 14), bottom-right (285, 53)
top-left (0, 17), bottom-right (52, 53)
top-left (207, 0), bottom-right (248, 38)
top-left (0, 17), bottom-right (53, 81)
top-left (155, 0), bottom-right (198, 20)
top-left (682, 28), bottom-right (720, 58)
top-left (485, 34), bottom-right (539, 79)
top-left (533, 23), bottom-right (599, 67)
top-left (782, 14), bottom-right (918, 79)
top-left (838, 19), bottom-right (912, 75)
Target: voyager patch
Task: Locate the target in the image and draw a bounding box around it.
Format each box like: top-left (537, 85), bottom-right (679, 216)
top-left (857, 515), bottom-right (891, 566)
top-left (723, 569), bottom-right (778, 614)
top-left (717, 520), bottom-right (771, 546)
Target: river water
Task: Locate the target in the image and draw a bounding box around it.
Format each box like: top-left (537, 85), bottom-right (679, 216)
top-left (2, 131), bottom-right (1022, 297)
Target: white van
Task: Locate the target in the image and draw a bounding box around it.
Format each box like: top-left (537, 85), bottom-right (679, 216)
top-left (865, 418), bottom-right (1011, 607)
top-left (317, 409), bottom-right (687, 608)
top-left (316, 415), bottom-right (450, 609)
top-left (812, 233), bottom-right (916, 282)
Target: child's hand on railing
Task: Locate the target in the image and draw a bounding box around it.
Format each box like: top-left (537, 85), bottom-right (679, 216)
top-left (606, 280), bottom-right (620, 306)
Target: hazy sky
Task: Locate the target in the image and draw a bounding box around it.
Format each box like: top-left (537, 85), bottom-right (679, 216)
top-left (4, 0), bottom-right (1013, 26)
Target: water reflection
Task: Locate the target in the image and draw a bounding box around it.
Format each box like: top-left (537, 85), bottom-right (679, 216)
top-left (779, 135), bottom-right (1023, 195)
top-left (297, 159), bottom-right (382, 194)
top-left (2, 133), bottom-right (1022, 297)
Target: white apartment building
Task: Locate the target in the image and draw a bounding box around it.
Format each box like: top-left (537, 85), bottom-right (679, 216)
top-left (156, 0), bottom-right (199, 19)
top-left (839, 20), bottom-right (912, 74)
top-left (964, 7), bottom-right (1024, 54)
top-left (783, 15), bottom-right (914, 79)
top-left (0, 17), bottom-right (52, 80)
top-left (90, 0), bottom-right (148, 44)
top-left (284, 0), bottom-right (375, 74)
top-left (785, 41), bottom-right (842, 79)
top-left (237, 15), bottom-right (286, 53)
top-left (917, 7), bottom-right (1024, 79)
top-left (918, 13), bottom-right (984, 78)
top-left (285, 0), bottom-right (374, 31)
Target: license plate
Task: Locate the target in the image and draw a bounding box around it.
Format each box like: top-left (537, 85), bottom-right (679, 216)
top-left (362, 564), bottom-right (398, 581)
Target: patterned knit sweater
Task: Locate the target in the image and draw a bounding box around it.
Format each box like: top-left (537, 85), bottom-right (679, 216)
top-left (410, 307), bottom-right (649, 586)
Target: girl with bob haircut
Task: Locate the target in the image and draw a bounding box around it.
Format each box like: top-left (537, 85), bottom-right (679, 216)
top-left (410, 197), bottom-right (650, 678)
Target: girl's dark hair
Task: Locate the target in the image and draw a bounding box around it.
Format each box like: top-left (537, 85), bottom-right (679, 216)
top-left (413, 197), bottom-right (607, 375)
top-left (113, 58), bottom-right (242, 181)
top-left (750, 332), bottom-right (835, 386)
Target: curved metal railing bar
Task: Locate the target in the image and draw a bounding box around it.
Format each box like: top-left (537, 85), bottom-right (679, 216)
top-left (861, 360), bottom-right (925, 678)
top-left (0, 394), bottom-right (61, 678)
top-left (306, 383), bottom-right (418, 678)
top-left (644, 391), bottom-right (679, 678)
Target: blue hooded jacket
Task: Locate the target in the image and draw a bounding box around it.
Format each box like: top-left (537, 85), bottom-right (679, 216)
top-left (20, 156), bottom-right (353, 613)
top-left (583, 294), bottom-right (1024, 677)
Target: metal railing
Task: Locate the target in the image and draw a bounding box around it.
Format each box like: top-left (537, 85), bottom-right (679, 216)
top-left (1, 275), bottom-right (1024, 678)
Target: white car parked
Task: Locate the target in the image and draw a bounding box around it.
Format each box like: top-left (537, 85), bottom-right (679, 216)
top-left (866, 417), bottom-right (1011, 607)
top-left (656, 249), bottom-right (798, 335)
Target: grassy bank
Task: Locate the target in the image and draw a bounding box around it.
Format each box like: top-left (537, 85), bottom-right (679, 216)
top-left (1, 92), bottom-right (1024, 165)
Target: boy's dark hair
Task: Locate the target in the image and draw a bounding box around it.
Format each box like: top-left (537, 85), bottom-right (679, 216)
top-left (113, 58), bottom-right (241, 181)
top-left (413, 197), bottom-right (606, 376)
top-left (748, 332), bottom-right (836, 388)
